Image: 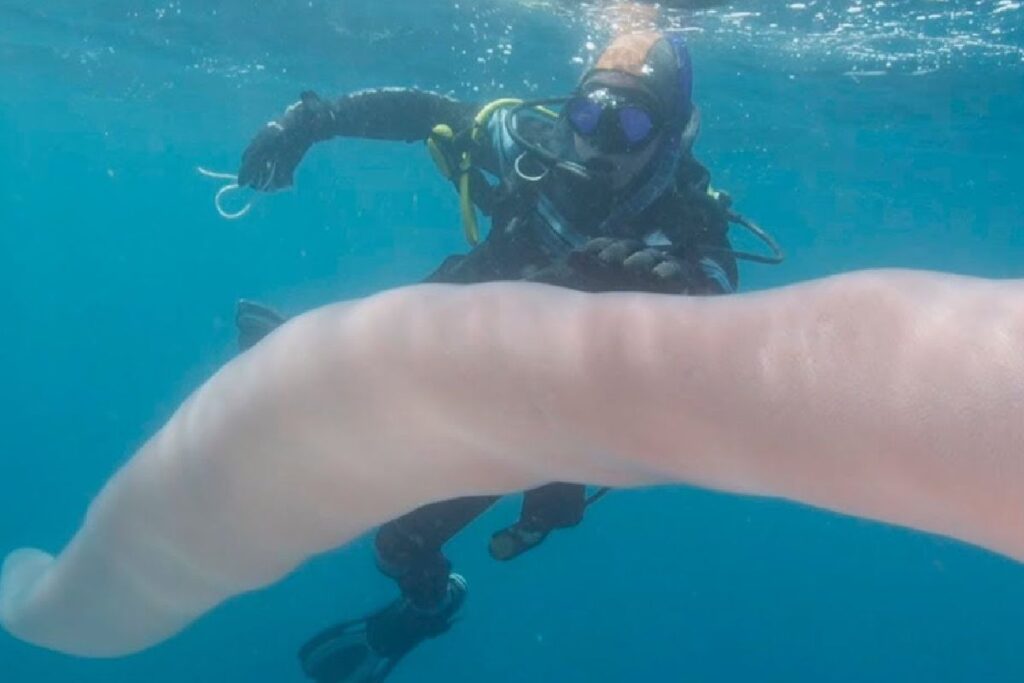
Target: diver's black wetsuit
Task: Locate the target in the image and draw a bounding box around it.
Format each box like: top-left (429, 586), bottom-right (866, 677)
top-left (239, 87), bottom-right (740, 610)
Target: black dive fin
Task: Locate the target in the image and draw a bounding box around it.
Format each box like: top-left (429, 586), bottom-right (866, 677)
top-left (236, 299), bottom-right (287, 352)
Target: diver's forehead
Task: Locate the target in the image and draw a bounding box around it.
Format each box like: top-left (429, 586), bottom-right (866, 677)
top-left (579, 70), bottom-right (647, 94)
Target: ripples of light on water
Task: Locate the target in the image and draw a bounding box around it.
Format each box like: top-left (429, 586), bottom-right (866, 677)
top-left (0, 0), bottom-right (1020, 98)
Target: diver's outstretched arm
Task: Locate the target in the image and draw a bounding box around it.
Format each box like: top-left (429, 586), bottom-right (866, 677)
top-left (3, 269), bottom-right (1024, 658)
top-left (238, 88), bottom-right (479, 191)
top-left (292, 88), bottom-right (478, 144)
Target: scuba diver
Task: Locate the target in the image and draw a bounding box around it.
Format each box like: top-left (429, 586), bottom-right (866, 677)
top-left (230, 30), bottom-right (782, 683)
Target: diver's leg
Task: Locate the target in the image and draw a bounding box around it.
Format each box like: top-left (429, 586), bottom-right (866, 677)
top-left (299, 570), bottom-right (469, 683)
top-left (298, 496), bottom-right (496, 683)
top-left (375, 496), bottom-right (498, 607)
top-left (489, 483), bottom-right (587, 561)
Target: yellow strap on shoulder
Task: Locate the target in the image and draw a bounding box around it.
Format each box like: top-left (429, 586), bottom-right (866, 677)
top-left (458, 172), bottom-right (477, 245)
top-left (469, 98), bottom-right (523, 141)
top-left (427, 124), bottom-right (456, 180)
top-left (431, 98), bottom-right (525, 246)
top-left (428, 98), bottom-right (557, 246)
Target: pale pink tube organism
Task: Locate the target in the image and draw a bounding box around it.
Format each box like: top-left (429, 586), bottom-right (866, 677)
top-left (2, 269), bottom-right (1022, 657)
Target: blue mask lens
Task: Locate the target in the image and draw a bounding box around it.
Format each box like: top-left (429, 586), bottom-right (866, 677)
top-left (565, 90), bottom-right (660, 153)
top-left (566, 98), bottom-right (603, 136)
top-left (618, 106), bottom-right (655, 146)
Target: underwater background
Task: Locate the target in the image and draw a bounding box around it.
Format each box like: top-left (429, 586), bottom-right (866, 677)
top-left (2, 0), bottom-right (1023, 680)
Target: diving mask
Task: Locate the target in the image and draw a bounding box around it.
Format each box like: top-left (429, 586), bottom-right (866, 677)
top-left (565, 87), bottom-right (663, 154)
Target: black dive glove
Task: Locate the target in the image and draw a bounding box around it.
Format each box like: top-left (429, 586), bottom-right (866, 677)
top-left (237, 91), bottom-right (335, 191)
top-left (566, 237), bottom-right (694, 294)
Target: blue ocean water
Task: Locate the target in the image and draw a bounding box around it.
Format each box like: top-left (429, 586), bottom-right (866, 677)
top-left (2, 0), bottom-right (1023, 681)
